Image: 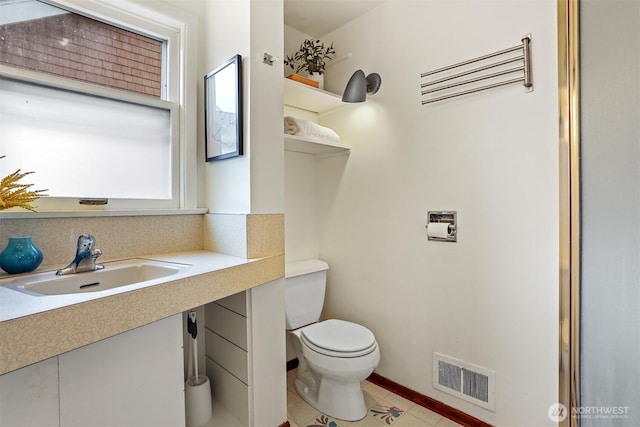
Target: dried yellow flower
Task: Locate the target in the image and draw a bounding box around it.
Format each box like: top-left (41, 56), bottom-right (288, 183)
top-left (0, 156), bottom-right (48, 212)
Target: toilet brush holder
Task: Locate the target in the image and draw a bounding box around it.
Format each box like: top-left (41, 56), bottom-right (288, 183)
top-left (185, 375), bottom-right (212, 427)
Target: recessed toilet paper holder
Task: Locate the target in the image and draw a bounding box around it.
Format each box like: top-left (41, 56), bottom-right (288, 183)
top-left (426, 211), bottom-right (457, 242)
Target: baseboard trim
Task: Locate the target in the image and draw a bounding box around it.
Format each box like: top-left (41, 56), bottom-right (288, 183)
top-left (367, 373), bottom-right (493, 427)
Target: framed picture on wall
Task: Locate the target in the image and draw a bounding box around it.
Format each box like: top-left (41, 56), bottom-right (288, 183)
top-left (204, 54), bottom-right (243, 161)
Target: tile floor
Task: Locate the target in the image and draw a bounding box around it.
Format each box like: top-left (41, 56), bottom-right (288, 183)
top-left (287, 369), bottom-right (464, 427)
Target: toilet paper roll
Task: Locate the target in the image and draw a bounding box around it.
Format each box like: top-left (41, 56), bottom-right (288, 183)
top-left (427, 222), bottom-right (451, 239)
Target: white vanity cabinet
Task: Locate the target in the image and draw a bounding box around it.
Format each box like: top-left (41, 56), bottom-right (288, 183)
top-left (0, 280), bottom-right (286, 427)
top-left (58, 314), bottom-right (184, 426)
top-left (0, 356), bottom-right (59, 426)
top-left (0, 314), bottom-right (184, 427)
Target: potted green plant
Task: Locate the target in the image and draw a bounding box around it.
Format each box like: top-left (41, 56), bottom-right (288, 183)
top-left (284, 39), bottom-right (335, 89)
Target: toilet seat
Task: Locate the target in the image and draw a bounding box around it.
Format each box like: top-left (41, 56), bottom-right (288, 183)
top-left (301, 319), bottom-right (377, 358)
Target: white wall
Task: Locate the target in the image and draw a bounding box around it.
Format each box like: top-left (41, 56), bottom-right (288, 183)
top-left (248, 0), bottom-right (285, 214)
top-left (285, 150), bottom-right (320, 263)
top-left (203, 0), bottom-right (284, 214)
top-left (202, 0), bottom-right (251, 213)
top-left (312, 1), bottom-right (559, 425)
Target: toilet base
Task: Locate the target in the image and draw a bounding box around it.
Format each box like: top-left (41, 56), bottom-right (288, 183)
top-left (287, 324), bottom-right (379, 422)
top-left (294, 371), bottom-right (367, 421)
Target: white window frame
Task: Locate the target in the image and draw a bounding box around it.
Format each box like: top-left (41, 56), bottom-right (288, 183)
top-left (0, 0), bottom-right (199, 215)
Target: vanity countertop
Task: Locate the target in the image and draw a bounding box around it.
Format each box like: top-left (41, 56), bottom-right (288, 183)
top-left (0, 250), bottom-right (284, 375)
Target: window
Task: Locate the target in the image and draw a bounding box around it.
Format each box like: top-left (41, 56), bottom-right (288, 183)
top-left (1, 77), bottom-right (176, 201)
top-left (0, 0), bottom-right (194, 211)
top-left (0, 1), bottom-right (164, 97)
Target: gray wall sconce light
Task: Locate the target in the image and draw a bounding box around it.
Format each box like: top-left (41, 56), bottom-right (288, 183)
top-left (341, 70), bottom-right (382, 102)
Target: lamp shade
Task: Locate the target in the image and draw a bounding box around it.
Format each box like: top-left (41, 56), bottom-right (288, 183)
top-left (342, 70), bottom-right (367, 102)
top-left (342, 70), bottom-right (383, 103)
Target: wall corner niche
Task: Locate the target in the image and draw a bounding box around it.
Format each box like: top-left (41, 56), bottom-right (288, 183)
top-left (284, 78), bottom-right (349, 155)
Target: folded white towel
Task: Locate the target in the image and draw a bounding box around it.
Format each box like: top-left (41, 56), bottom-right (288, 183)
top-left (284, 116), bottom-right (340, 142)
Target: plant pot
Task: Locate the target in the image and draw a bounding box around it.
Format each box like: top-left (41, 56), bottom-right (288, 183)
top-left (308, 72), bottom-right (324, 89)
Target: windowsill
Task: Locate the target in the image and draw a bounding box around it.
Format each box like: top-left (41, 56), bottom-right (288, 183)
top-left (0, 208), bottom-right (208, 220)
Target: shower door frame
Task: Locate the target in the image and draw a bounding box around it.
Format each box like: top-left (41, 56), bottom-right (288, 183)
top-left (557, 0), bottom-right (580, 426)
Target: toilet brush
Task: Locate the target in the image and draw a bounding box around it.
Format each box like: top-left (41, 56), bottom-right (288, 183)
top-left (187, 311), bottom-right (200, 381)
top-left (185, 311), bottom-right (212, 427)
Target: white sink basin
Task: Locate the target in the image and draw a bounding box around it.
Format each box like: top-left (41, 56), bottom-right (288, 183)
top-left (5, 258), bottom-right (190, 296)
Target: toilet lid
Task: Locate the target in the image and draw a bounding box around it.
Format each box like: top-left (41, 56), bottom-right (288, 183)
top-left (301, 319), bottom-right (376, 353)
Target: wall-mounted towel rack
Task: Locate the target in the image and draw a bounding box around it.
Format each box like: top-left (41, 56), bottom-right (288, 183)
top-left (420, 35), bottom-right (532, 105)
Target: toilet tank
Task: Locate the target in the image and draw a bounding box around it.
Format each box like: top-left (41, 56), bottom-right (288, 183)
top-left (284, 259), bottom-right (329, 330)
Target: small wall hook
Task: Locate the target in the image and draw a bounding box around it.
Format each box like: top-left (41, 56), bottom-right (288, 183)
top-left (263, 53), bottom-right (278, 66)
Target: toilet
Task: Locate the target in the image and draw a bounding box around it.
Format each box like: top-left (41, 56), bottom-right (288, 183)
top-left (285, 259), bottom-right (380, 421)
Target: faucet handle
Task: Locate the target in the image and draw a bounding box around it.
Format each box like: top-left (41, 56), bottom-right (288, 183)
top-left (77, 234), bottom-right (96, 253)
top-left (56, 234), bottom-right (104, 275)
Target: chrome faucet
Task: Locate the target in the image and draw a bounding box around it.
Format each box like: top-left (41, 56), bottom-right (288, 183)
top-left (56, 234), bottom-right (104, 275)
